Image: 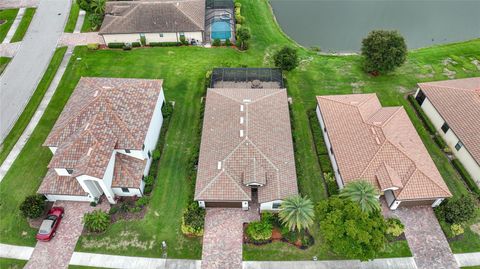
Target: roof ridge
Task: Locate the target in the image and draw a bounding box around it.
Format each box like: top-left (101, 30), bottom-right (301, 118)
top-left (224, 171), bottom-right (251, 200)
top-left (103, 98), bottom-right (138, 148)
top-left (102, 3), bottom-right (140, 33)
top-left (365, 106), bottom-right (403, 127)
top-left (359, 139), bottom-right (388, 178)
top-left (419, 83), bottom-right (479, 92)
top-left (248, 89), bottom-right (285, 105)
top-left (244, 137), bottom-right (279, 172)
top-left (398, 168), bottom-right (451, 199)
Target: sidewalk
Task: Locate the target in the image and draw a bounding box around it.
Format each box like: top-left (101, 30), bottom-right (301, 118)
top-left (2, 8), bottom-right (25, 44)
top-left (74, 10), bottom-right (86, 34)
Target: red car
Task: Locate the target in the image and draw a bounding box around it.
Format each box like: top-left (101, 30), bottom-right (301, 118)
top-left (35, 207), bottom-right (64, 241)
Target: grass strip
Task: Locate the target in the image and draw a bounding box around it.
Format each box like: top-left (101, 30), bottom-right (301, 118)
top-left (10, 8), bottom-right (36, 43)
top-left (0, 9), bottom-right (19, 42)
top-left (64, 2), bottom-right (80, 33)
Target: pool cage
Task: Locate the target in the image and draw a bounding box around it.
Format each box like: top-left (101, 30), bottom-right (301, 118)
top-left (205, 0), bottom-right (235, 43)
top-left (210, 68), bottom-right (284, 88)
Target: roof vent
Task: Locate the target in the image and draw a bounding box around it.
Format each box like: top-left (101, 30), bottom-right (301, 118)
top-left (217, 161), bottom-right (222, 170)
top-left (240, 130), bottom-right (244, 137)
top-left (240, 105), bottom-right (244, 112)
top-left (373, 121), bottom-right (382, 126)
top-left (243, 99), bottom-right (251, 103)
top-left (375, 136), bottom-right (381, 145)
top-left (87, 147), bottom-right (93, 156)
top-left (84, 123), bottom-right (90, 130)
top-left (93, 90), bottom-right (99, 97)
top-left (101, 86), bottom-right (112, 89)
top-left (240, 117), bottom-right (244, 124)
top-left (370, 127), bottom-right (376, 135)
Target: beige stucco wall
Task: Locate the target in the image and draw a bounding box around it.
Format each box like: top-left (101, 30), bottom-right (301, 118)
top-left (103, 32), bottom-right (203, 45)
top-left (415, 89), bottom-right (480, 185)
top-left (103, 34), bottom-right (141, 44)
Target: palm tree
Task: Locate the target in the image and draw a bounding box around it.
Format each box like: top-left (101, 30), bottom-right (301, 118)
top-left (91, 0), bottom-right (106, 15)
top-left (339, 180), bottom-right (380, 213)
top-left (279, 195), bottom-right (314, 232)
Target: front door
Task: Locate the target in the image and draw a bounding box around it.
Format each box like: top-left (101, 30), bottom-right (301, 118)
top-left (251, 188), bottom-right (258, 204)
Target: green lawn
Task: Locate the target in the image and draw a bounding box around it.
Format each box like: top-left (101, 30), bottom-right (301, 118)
top-left (10, 8), bottom-right (35, 43)
top-left (0, 0), bottom-right (478, 261)
top-left (64, 2), bottom-right (80, 33)
top-left (0, 258), bottom-right (27, 269)
top-left (80, 12), bottom-right (93, 32)
top-left (0, 9), bottom-right (19, 42)
top-left (0, 47), bottom-right (67, 166)
top-left (0, 57), bottom-right (11, 75)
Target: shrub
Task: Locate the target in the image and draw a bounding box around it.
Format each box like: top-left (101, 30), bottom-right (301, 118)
top-left (246, 220), bottom-right (272, 243)
top-left (212, 38), bottom-right (221, 46)
top-left (107, 42), bottom-right (125, 49)
top-left (77, 0), bottom-right (93, 12)
top-left (136, 196), bottom-right (150, 207)
top-left (87, 43), bottom-right (99, 50)
top-left (236, 27), bottom-right (251, 50)
top-left (437, 194), bottom-right (476, 224)
top-left (234, 2), bottom-right (241, 8)
top-left (236, 24), bottom-right (242, 31)
top-left (179, 35), bottom-right (188, 45)
top-left (324, 172), bottom-right (339, 196)
top-left (143, 175), bottom-right (155, 194)
top-left (152, 149), bottom-right (161, 160)
top-left (281, 226), bottom-right (299, 243)
top-left (20, 194), bottom-right (46, 219)
top-left (140, 35), bottom-right (146, 46)
top-left (273, 46), bottom-right (299, 71)
top-left (149, 42), bottom-right (181, 47)
top-left (385, 218), bottom-right (405, 237)
top-left (318, 155), bottom-right (332, 173)
top-left (132, 42), bottom-right (141, 47)
top-left (433, 135), bottom-right (448, 151)
top-left (235, 14), bottom-right (244, 24)
top-left (131, 206), bottom-right (142, 213)
top-left (88, 13), bottom-right (103, 31)
top-left (225, 39), bottom-right (232, 46)
top-left (361, 30), bottom-right (407, 74)
top-left (451, 223), bottom-right (465, 237)
top-left (181, 202), bottom-right (205, 236)
top-left (452, 159), bottom-right (480, 197)
top-left (122, 43), bottom-right (132, 50)
top-left (407, 95), bottom-right (436, 134)
top-left (108, 206), bottom-right (119, 215)
top-left (83, 210), bottom-right (110, 233)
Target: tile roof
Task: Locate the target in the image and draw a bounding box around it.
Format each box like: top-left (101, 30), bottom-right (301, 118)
top-left (38, 169), bottom-right (88, 196)
top-left (99, 0), bottom-right (205, 35)
top-left (112, 153), bottom-right (147, 188)
top-left (317, 93), bottom-right (452, 200)
top-left (195, 88), bottom-right (298, 203)
top-left (418, 77), bottom-right (480, 165)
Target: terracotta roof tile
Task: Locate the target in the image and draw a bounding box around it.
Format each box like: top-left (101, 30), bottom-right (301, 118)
top-left (37, 169), bottom-right (88, 196)
top-left (112, 153), bottom-right (147, 188)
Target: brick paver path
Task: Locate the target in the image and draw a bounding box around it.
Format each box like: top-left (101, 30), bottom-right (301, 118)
top-left (0, 0), bottom-right (38, 9)
top-left (58, 33), bottom-right (104, 47)
top-left (201, 207), bottom-right (259, 269)
top-left (382, 201), bottom-right (458, 269)
top-left (0, 42), bottom-right (20, 57)
top-left (24, 200), bottom-right (109, 269)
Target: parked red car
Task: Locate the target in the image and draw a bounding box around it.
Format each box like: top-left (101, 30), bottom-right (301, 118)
top-left (35, 207), bottom-right (64, 241)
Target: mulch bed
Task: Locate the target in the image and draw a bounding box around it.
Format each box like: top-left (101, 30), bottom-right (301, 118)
top-left (27, 202), bottom-right (54, 229)
top-left (110, 207), bottom-right (147, 223)
top-left (243, 223), bottom-right (313, 250)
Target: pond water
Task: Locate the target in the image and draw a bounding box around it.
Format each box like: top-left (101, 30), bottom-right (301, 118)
top-left (270, 0), bottom-right (480, 52)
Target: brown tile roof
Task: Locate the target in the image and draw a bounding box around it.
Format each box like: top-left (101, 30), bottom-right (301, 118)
top-left (112, 153), bottom-right (147, 188)
top-left (99, 0), bottom-right (205, 35)
top-left (195, 88), bottom-right (298, 203)
top-left (317, 93), bottom-right (452, 200)
top-left (37, 169), bottom-right (88, 196)
top-left (418, 77), bottom-right (480, 165)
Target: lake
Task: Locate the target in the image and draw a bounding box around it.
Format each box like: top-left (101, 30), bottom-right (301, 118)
top-left (270, 0), bottom-right (480, 52)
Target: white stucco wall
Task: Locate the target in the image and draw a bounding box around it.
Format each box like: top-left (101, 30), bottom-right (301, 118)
top-left (45, 194), bottom-right (92, 202)
top-left (54, 168), bottom-right (71, 176)
top-left (103, 32), bottom-right (203, 45)
top-left (316, 105), bottom-right (344, 188)
top-left (102, 34), bottom-right (141, 44)
top-left (49, 147), bottom-right (57, 154)
top-left (416, 90), bottom-right (480, 184)
top-left (112, 187), bottom-right (142, 197)
top-left (142, 89), bottom-right (165, 175)
top-left (145, 32), bottom-right (178, 43)
top-left (260, 200), bottom-right (283, 211)
top-left (115, 149), bottom-right (144, 160)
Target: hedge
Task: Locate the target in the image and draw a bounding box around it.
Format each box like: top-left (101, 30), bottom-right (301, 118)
top-left (433, 134), bottom-right (448, 151)
top-left (132, 42), bottom-right (141, 47)
top-left (408, 95), bottom-right (436, 135)
top-left (149, 42), bottom-right (181, 47)
top-left (107, 42), bottom-right (125, 49)
top-left (451, 159), bottom-right (480, 197)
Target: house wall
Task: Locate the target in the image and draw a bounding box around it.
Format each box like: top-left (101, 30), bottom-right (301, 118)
top-left (54, 168), bottom-right (71, 176)
top-left (45, 194), bottom-right (92, 202)
top-left (316, 105), bottom-right (344, 188)
top-left (142, 89), bottom-right (165, 176)
top-left (112, 187), bottom-right (142, 197)
top-left (102, 34), bottom-right (141, 44)
top-left (49, 147), bottom-right (57, 154)
top-left (260, 200), bottom-right (283, 211)
top-left (145, 32), bottom-right (178, 43)
top-left (103, 32), bottom-right (204, 45)
top-left (415, 89), bottom-right (480, 184)
top-left (115, 149), bottom-right (144, 160)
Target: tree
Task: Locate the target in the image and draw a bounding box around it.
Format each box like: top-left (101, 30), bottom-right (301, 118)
top-left (246, 220), bottom-right (273, 243)
top-left (436, 194), bottom-right (476, 224)
top-left (278, 195), bottom-right (314, 232)
top-left (339, 180), bottom-right (380, 214)
top-left (83, 210), bottom-right (110, 233)
top-left (19, 194), bottom-right (46, 219)
top-left (273, 46), bottom-right (299, 71)
top-left (316, 196), bottom-right (387, 261)
top-left (77, 0), bottom-right (93, 12)
top-left (236, 27), bottom-right (251, 50)
top-left (361, 30), bottom-right (407, 74)
top-left (91, 0), bottom-right (106, 15)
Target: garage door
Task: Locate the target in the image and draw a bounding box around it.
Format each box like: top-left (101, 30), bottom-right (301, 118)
top-left (205, 202), bottom-right (242, 208)
top-left (398, 199), bottom-right (435, 207)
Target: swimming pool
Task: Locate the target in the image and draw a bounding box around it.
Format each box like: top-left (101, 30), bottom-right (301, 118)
top-left (211, 20), bottom-right (231, 40)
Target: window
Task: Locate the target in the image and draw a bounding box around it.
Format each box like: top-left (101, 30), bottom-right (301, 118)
top-left (441, 122), bottom-right (449, 134)
top-left (330, 147), bottom-right (334, 154)
top-left (121, 187), bottom-right (129, 193)
top-left (66, 169), bottom-right (73, 174)
top-left (415, 89), bottom-right (426, 105)
top-left (159, 33), bottom-right (164, 37)
top-left (272, 202), bottom-right (281, 209)
top-left (125, 149), bottom-right (131, 153)
top-left (148, 151), bottom-right (151, 158)
top-left (142, 144), bottom-right (145, 150)
top-left (455, 141), bottom-right (463, 151)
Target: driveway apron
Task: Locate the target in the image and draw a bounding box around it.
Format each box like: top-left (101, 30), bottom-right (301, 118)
top-left (201, 208), bottom-right (259, 269)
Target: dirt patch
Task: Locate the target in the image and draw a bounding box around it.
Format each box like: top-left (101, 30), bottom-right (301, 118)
top-left (443, 68), bottom-right (456, 79)
top-left (271, 227), bottom-right (282, 240)
top-left (81, 231), bottom-right (156, 251)
top-left (470, 223), bottom-right (480, 236)
top-left (416, 65), bottom-right (435, 78)
top-left (350, 81), bottom-right (365, 93)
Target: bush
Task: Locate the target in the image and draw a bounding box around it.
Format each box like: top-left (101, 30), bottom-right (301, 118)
top-left (181, 202), bottom-right (205, 236)
top-left (179, 35), bottom-right (188, 45)
top-left (20, 194), bottom-right (46, 219)
top-left (88, 13), bottom-right (103, 31)
top-left (131, 42), bottom-right (141, 47)
top-left (83, 210), bottom-right (110, 233)
top-left (140, 35), bottom-right (146, 46)
top-left (143, 175), bottom-right (155, 194)
top-left (234, 2), bottom-right (241, 8)
top-left (385, 218), bottom-right (405, 237)
top-left (246, 220), bottom-right (272, 243)
top-left (225, 39), bottom-right (232, 46)
top-left (451, 223), bottom-right (465, 237)
top-left (87, 43), bottom-right (99, 50)
top-left (452, 159), bottom-right (480, 197)
top-left (324, 172), bottom-right (339, 196)
top-left (149, 42), bottom-right (181, 47)
top-left (274, 46), bottom-right (299, 71)
top-left (108, 206), bottom-right (119, 215)
top-left (152, 149), bottom-right (161, 161)
top-left (437, 194), bottom-right (476, 224)
top-left (212, 38), bottom-right (221, 46)
top-left (318, 155), bottom-right (332, 173)
top-left (236, 24), bottom-right (242, 31)
top-left (136, 196), bottom-right (150, 207)
top-left (433, 135), bottom-right (448, 151)
top-left (236, 27), bottom-right (251, 50)
top-left (77, 0), bottom-right (93, 12)
top-left (361, 30), bottom-right (407, 74)
top-left (407, 95), bottom-right (436, 134)
top-left (235, 14), bottom-right (244, 24)
top-left (107, 42), bottom-right (125, 49)
top-left (281, 225), bottom-right (299, 244)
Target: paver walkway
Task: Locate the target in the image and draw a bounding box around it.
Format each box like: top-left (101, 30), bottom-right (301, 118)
top-left (58, 32), bottom-right (104, 47)
top-left (201, 207), bottom-right (259, 269)
top-left (0, 0), bottom-right (38, 9)
top-left (24, 201), bottom-right (109, 269)
top-left (0, 0), bottom-right (70, 142)
top-left (0, 42), bottom-right (20, 57)
top-left (2, 8), bottom-right (25, 44)
top-left (0, 46), bottom-right (73, 182)
top-left (382, 202), bottom-right (458, 269)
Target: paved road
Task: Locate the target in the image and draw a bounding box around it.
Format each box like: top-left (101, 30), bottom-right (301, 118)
top-left (0, 0), bottom-right (70, 143)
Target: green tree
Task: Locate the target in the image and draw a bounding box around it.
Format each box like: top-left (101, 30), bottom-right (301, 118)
top-left (278, 195), bottom-right (314, 232)
top-left (236, 27), bottom-right (251, 50)
top-left (361, 30), bottom-right (407, 74)
top-left (83, 210), bottom-right (110, 233)
top-left (339, 180), bottom-right (380, 214)
top-left (436, 194), bottom-right (476, 224)
top-left (77, 0), bottom-right (93, 12)
top-left (19, 194), bottom-right (46, 219)
top-left (316, 196), bottom-right (387, 261)
top-left (91, 0), bottom-right (106, 15)
top-left (273, 46), bottom-right (299, 71)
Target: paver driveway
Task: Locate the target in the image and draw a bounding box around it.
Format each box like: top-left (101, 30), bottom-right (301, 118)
top-left (24, 201), bottom-right (109, 269)
top-left (201, 207), bottom-right (259, 269)
top-left (382, 201), bottom-right (458, 269)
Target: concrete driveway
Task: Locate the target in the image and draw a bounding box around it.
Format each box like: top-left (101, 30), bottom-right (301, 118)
top-left (0, 0), bottom-right (70, 142)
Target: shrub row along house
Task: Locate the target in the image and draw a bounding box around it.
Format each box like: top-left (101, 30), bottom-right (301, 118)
top-left (38, 78), bottom-right (166, 204)
top-left (316, 93), bottom-right (452, 209)
top-left (194, 69), bottom-right (298, 211)
top-left (99, 0), bottom-right (206, 45)
top-left (414, 77), bottom-right (480, 185)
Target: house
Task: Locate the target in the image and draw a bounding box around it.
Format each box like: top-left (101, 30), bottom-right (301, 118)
top-left (99, 0), bottom-right (205, 45)
top-left (316, 93), bottom-right (452, 210)
top-left (38, 77), bottom-right (166, 204)
top-left (194, 70), bottom-right (298, 211)
top-left (415, 78), bottom-right (480, 185)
